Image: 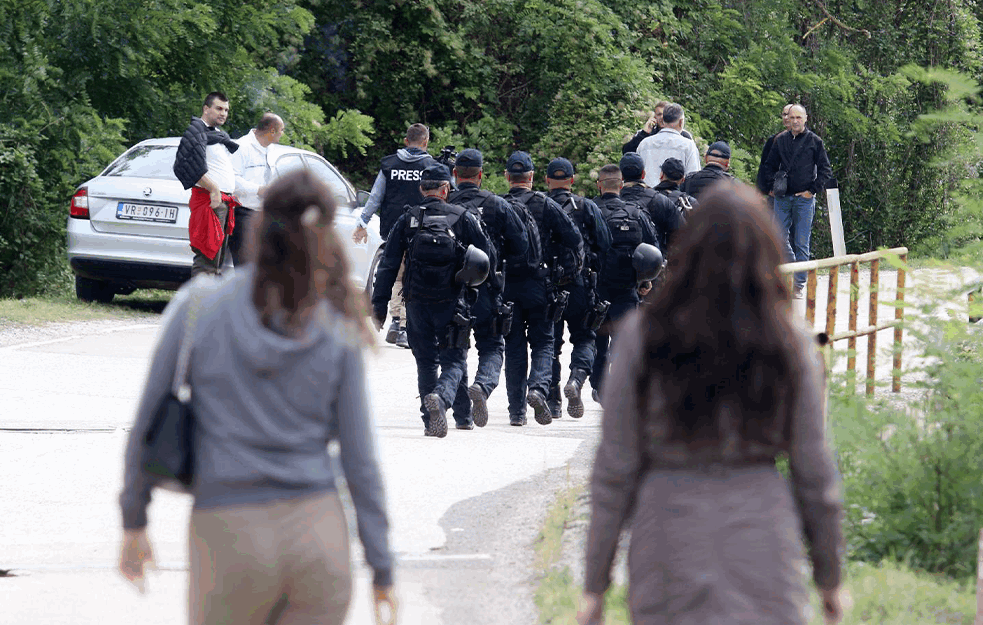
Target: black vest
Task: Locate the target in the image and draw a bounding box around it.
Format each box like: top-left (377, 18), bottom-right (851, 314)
top-left (378, 150), bottom-right (434, 239)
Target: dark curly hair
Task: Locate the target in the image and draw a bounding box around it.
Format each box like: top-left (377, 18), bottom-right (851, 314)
top-left (635, 181), bottom-right (801, 454)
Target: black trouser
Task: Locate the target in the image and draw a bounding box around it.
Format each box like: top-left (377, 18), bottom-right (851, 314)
top-left (405, 300), bottom-right (470, 428)
top-left (590, 287), bottom-right (639, 395)
top-left (229, 205), bottom-right (258, 267)
top-left (549, 281), bottom-right (596, 404)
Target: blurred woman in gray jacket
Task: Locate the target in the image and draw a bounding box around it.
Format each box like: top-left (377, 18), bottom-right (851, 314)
top-left (119, 169), bottom-right (396, 624)
top-left (578, 182), bottom-right (844, 625)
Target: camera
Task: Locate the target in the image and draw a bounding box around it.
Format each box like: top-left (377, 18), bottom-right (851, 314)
top-left (436, 145), bottom-right (458, 169)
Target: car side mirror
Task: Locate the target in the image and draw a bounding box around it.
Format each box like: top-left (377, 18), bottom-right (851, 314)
top-left (357, 190), bottom-right (371, 207)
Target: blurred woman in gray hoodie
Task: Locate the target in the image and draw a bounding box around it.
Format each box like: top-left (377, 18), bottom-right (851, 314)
top-left (119, 169), bottom-right (396, 624)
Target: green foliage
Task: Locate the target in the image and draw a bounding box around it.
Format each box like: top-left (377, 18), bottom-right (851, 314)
top-left (830, 303), bottom-right (983, 580)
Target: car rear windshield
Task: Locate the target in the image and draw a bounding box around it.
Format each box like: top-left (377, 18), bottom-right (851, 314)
top-left (103, 145), bottom-right (178, 180)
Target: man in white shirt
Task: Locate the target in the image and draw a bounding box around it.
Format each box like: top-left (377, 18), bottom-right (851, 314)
top-left (636, 103), bottom-right (701, 187)
top-left (230, 113), bottom-right (284, 265)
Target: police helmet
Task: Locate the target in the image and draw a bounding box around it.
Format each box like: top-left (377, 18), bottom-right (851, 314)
top-left (632, 243), bottom-right (664, 282)
top-left (455, 245), bottom-right (490, 286)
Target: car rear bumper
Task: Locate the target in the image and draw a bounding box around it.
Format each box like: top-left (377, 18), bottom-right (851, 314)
top-left (67, 217), bottom-right (193, 290)
top-left (69, 256), bottom-right (191, 290)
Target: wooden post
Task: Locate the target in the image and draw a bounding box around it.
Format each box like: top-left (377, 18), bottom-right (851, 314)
top-left (893, 255), bottom-right (906, 393)
top-left (867, 258), bottom-right (880, 396)
top-left (848, 262), bottom-right (859, 391)
top-left (826, 187), bottom-right (847, 257)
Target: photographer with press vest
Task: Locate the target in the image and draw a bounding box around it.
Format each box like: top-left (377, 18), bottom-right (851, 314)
top-left (355, 123), bottom-right (437, 348)
top-left (371, 165), bottom-right (491, 438)
top-left (544, 157), bottom-right (612, 420)
top-left (501, 151), bottom-right (583, 427)
top-left (447, 148), bottom-right (530, 428)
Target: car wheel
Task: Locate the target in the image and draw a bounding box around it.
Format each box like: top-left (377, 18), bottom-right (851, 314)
top-left (365, 247), bottom-right (383, 301)
top-left (75, 276), bottom-right (115, 304)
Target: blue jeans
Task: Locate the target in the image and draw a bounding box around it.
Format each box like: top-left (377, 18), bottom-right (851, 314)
top-left (550, 281), bottom-right (596, 404)
top-left (503, 276), bottom-right (554, 417)
top-left (590, 287), bottom-right (639, 395)
top-left (774, 194), bottom-right (816, 288)
top-left (451, 285), bottom-right (505, 421)
top-left (405, 300), bottom-right (469, 427)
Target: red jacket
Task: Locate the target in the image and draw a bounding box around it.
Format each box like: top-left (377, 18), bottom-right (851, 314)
top-left (189, 186), bottom-right (237, 260)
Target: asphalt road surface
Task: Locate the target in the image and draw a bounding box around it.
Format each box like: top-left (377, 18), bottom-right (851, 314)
top-left (0, 319), bottom-right (602, 625)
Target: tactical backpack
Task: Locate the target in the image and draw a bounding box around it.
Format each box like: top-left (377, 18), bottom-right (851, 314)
top-left (502, 193), bottom-right (543, 277)
top-left (602, 202), bottom-right (646, 289)
top-left (665, 190), bottom-right (695, 218)
top-left (516, 190), bottom-right (581, 283)
top-left (559, 195), bottom-right (597, 275)
top-left (404, 204), bottom-right (465, 302)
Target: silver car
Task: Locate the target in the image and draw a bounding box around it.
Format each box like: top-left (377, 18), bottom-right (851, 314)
top-left (67, 137), bottom-right (384, 303)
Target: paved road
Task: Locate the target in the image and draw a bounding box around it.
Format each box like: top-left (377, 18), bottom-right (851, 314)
top-left (0, 321), bottom-right (602, 625)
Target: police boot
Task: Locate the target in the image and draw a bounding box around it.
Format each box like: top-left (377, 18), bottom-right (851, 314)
top-left (547, 385), bottom-right (562, 420)
top-left (526, 389), bottom-right (553, 426)
top-left (385, 318), bottom-right (400, 345)
top-left (564, 368), bottom-right (588, 419)
top-left (396, 329), bottom-right (410, 349)
top-left (467, 384), bottom-right (489, 428)
top-left (423, 393), bottom-right (449, 438)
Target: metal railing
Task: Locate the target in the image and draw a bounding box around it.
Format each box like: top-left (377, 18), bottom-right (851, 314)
top-left (780, 247), bottom-right (908, 396)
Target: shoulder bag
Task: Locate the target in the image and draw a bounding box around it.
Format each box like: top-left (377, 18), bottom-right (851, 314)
top-left (772, 132), bottom-right (809, 199)
top-left (141, 288), bottom-right (201, 493)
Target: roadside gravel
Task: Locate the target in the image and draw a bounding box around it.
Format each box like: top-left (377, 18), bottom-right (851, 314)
top-left (0, 318), bottom-right (161, 348)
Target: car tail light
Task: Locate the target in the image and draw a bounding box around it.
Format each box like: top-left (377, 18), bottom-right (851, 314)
top-left (70, 188), bottom-right (89, 219)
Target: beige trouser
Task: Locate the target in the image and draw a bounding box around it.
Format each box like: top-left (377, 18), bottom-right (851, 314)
top-left (189, 491), bottom-right (352, 625)
top-left (388, 261), bottom-right (406, 324)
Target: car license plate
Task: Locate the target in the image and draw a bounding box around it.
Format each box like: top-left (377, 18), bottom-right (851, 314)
top-left (116, 203), bottom-right (178, 224)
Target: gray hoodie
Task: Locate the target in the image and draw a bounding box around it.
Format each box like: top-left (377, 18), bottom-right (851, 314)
top-left (120, 270), bottom-right (393, 585)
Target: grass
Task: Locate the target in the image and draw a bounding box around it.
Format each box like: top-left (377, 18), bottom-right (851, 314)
top-left (0, 290), bottom-right (173, 327)
top-left (533, 492), bottom-right (978, 625)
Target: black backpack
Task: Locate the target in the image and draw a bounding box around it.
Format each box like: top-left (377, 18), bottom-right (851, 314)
top-left (404, 204), bottom-right (465, 302)
top-left (602, 202), bottom-right (645, 289)
top-left (502, 193), bottom-right (543, 276)
top-left (558, 196), bottom-right (594, 275)
top-left (665, 189), bottom-right (695, 218)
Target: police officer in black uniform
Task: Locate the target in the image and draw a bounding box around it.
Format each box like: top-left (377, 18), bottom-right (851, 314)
top-left (590, 164), bottom-right (658, 402)
top-left (619, 152), bottom-right (681, 257)
top-left (355, 123), bottom-right (436, 348)
top-left (501, 151), bottom-right (583, 426)
top-left (544, 157), bottom-right (612, 420)
top-left (447, 148), bottom-right (529, 427)
top-left (371, 164), bottom-right (491, 438)
top-left (655, 156), bottom-right (699, 218)
top-left (681, 141), bottom-right (734, 200)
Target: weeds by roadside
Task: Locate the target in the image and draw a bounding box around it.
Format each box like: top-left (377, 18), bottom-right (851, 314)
top-left (0, 291), bottom-right (172, 327)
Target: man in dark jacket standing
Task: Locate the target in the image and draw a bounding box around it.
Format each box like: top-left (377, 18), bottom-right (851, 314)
top-left (591, 164), bottom-right (657, 402)
top-left (172, 91), bottom-right (240, 277)
top-left (760, 104), bottom-right (833, 297)
top-left (447, 148), bottom-right (529, 428)
top-left (355, 123), bottom-right (436, 347)
top-left (371, 165), bottom-right (491, 438)
top-left (755, 104), bottom-right (794, 196)
top-left (681, 141), bottom-right (734, 200)
top-left (502, 151), bottom-right (583, 427)
top-left (544, 157), bottom-right (611, 419)
top-left (619, 152), bottom-right (681, 257)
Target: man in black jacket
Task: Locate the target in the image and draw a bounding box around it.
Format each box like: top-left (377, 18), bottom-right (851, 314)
top-left (501, 151), bottom-right (583, 427)
top-left (755, 103), bottom-right (793, 196)
top-left (760, 104), bottom-right (833, 297)
top-left (681, 141), bottom-right (734, 200)
top-left (544, 157), bottom-right (612, 419)
top-left (371, 165), bottom-right (491, 437)
top-left (591, 164), bottom-right (657, 403)
top-left (619, 152), bottom-right (682, 256)
top-left (447, 148), bottom-right (529, 428)
top-left (355, 123), bottom-right (436, 348)
top-left (172, 91), bottom-right (240, 277)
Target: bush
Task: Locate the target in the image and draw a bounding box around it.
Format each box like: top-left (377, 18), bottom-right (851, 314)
top-left (830, 300), bottom-right (983, 580)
